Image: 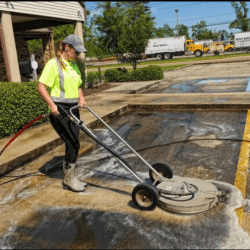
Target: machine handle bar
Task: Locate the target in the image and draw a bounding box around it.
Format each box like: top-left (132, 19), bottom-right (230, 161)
top-left (79, 105), bottom-right (162, 179)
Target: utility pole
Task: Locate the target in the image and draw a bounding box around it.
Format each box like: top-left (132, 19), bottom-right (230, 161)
top-left (175, 9), bottom-right (179, 36)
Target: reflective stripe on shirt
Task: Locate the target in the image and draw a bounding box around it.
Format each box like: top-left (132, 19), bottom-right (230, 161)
top-left (51, 57), bottom-right (79, 103)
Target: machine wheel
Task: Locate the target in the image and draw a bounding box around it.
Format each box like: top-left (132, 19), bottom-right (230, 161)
top-left (213, 50), bottom-right (220, 56)
top-left (156, 53), bottom-right (163, 60)
top-left (195, 50), bottom-right (203, 57)
top-left (228, 48), bottom-right (233, 52)
top-left (164, 53), bottom-right (171, 59)
top-left (149, 162), bottom-right (173, 184)
top-left (132, 183), bottom-right (159, 211)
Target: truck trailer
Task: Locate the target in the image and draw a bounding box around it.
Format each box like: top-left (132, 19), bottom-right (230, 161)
top-left (144, 36), bottom-right (203, 60)
top-left (234, 31), bottom-right (250, 51)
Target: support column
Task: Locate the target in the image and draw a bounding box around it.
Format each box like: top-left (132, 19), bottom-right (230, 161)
top-left (0, 12), bottom-right (21, 82)
top-left (74, 21), bottom-right (85, 60)
top-left (74, 21), bottom-right (87, 77)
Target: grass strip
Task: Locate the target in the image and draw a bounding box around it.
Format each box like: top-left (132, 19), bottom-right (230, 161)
top-left (87, 53), bottom-right (250, 70)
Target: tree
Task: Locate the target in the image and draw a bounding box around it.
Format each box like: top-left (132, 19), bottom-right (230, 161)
top-left (27, 39), bottom-right (43, 54)
top-left (117, 2), bottom-right (155, 70)
top-left (228, 32), bottom-right (234, 40)
top-left (191, 21), bottom-right (219, 40)
top-left (191, 21), bottom-right (209, 40)
top-left (27, 24), bottom-right (75, 54)
top-left (92, 2), bottom-right (125, 53)
top-left (153, 24), bottom-right (174, 38)
top-left (217, 30), bottom-right (229, 41)
top-left (176, 24), bottom-right (189, 39)
top-left (230, 1), bottom-right (250, 31)
top-left (191, 21), bottom-right (214, 40)
top-left (53, 24), bottom-right (75, 47)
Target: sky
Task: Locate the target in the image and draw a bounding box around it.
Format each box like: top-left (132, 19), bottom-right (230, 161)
top-left (84, 1), bottom-right (246, 37)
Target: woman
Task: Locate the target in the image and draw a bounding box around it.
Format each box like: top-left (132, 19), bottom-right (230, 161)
top-left (37, 34), bottom-right (87, 192)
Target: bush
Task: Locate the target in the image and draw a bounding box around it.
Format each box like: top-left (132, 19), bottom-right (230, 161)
top-left (0, 81), bottom-right (49, 139)
top-left (86, 72), bottom-right (100, 88)
top-left (130, 68), bottom-right (145, 81)
top-left (104, 68), bottom-right (121, 82)
top-left (75, 58), bottom-right (86, 88)
top-left (143, 65), bottom-right (164, 80)
top-left (104, 65), bottom-right (164, 82)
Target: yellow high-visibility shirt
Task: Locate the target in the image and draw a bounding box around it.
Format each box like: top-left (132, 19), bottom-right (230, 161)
top-left (39, 57), bottom-right (82, 103)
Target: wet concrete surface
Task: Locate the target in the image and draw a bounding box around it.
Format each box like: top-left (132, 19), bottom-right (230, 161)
top-left (0, 204), bottom-right (237, 249)
top-left (145, 77), bottom-right (249, 94)
top-left (78, 110), bottom-right (246, 188)
top-left (2, 59), bottom-right (250, 249)
top-left (1, 110), bottom-right (250, 249)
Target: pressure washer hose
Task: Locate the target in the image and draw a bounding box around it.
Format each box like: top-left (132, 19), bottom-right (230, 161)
top-left (0, 113), bottom-right (49, 158)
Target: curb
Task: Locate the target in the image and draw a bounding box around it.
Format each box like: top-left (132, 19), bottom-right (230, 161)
top-left (128, 103), bottom-right (250, 111)
top-left (188, 57), bottom-right (250, 66)
top-left (101, 80), bottom-right (164, 94)
top-left (127, 80), bottom-right (163, 94)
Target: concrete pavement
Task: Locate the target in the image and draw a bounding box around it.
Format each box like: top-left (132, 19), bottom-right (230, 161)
top-left (2, 58), bottom-right (250, 176)
top-left (1, 57), bottom-right (250, 248)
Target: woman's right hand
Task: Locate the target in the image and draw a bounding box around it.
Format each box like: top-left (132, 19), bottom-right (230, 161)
top-left (51, 105), bottom-right (60, 116)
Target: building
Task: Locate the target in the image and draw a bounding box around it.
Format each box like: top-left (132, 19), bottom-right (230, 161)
top-left (0, 1), bottom-right (86, 82)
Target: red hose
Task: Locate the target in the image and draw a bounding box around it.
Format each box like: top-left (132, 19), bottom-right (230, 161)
top-left (0, 114), bottom-right (49, 158)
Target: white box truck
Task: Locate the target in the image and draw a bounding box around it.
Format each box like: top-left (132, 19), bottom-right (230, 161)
top-left (144, 36), bottom-right (204, 60)
top-left (234, 31), bottom-right (250, 51)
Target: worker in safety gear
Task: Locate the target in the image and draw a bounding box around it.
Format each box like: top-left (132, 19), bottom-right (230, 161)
top-left (37, 34), bottom-right (87, 192)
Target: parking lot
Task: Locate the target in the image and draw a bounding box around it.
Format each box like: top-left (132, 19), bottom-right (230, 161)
top-left (1, 58), bottom-right (250, 249)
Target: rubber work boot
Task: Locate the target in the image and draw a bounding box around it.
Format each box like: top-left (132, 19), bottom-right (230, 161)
top-left (63, 162), bottom-right (86, 192)
top-left (63, 161), bottom-right (87, 187)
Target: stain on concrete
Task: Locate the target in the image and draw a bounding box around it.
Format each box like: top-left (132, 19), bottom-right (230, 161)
top-left (144, 77), bottom-right (249, 94)
top-left (1, 179), bottom-right (249, 249)
top-left (1, 109), bottom-right (250, 248)
top-left (85, 110), bottom-right (246, 185)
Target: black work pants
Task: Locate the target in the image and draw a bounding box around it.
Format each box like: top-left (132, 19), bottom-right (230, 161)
top-left (49, 102), bottom-right (80, 163)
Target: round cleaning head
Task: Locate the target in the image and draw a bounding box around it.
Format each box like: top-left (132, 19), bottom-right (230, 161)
top-left (157, 177), bottom-right (224, 215)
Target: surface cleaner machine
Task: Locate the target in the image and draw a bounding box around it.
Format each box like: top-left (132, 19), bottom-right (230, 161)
top-left (59, 104), bottom-right (227, 214)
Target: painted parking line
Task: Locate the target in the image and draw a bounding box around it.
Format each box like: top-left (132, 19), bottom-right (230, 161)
top-left (171, 84), bottom-right (190, 92)
top-left (198, 79), bottom-right (227, 84)
top-left (246, 78), bottom-right (250, 92)
top-left (234, 109), bottom-right (250, 224)
top-left (234, 110), bottom-right (250, 198)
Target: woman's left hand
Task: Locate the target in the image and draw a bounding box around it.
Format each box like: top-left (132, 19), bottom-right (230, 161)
top-left (79, 99), bottom-right (87, 108)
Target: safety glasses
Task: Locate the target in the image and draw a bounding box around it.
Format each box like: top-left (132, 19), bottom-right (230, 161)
top-left (69, 46), bottom-right (80, 56)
